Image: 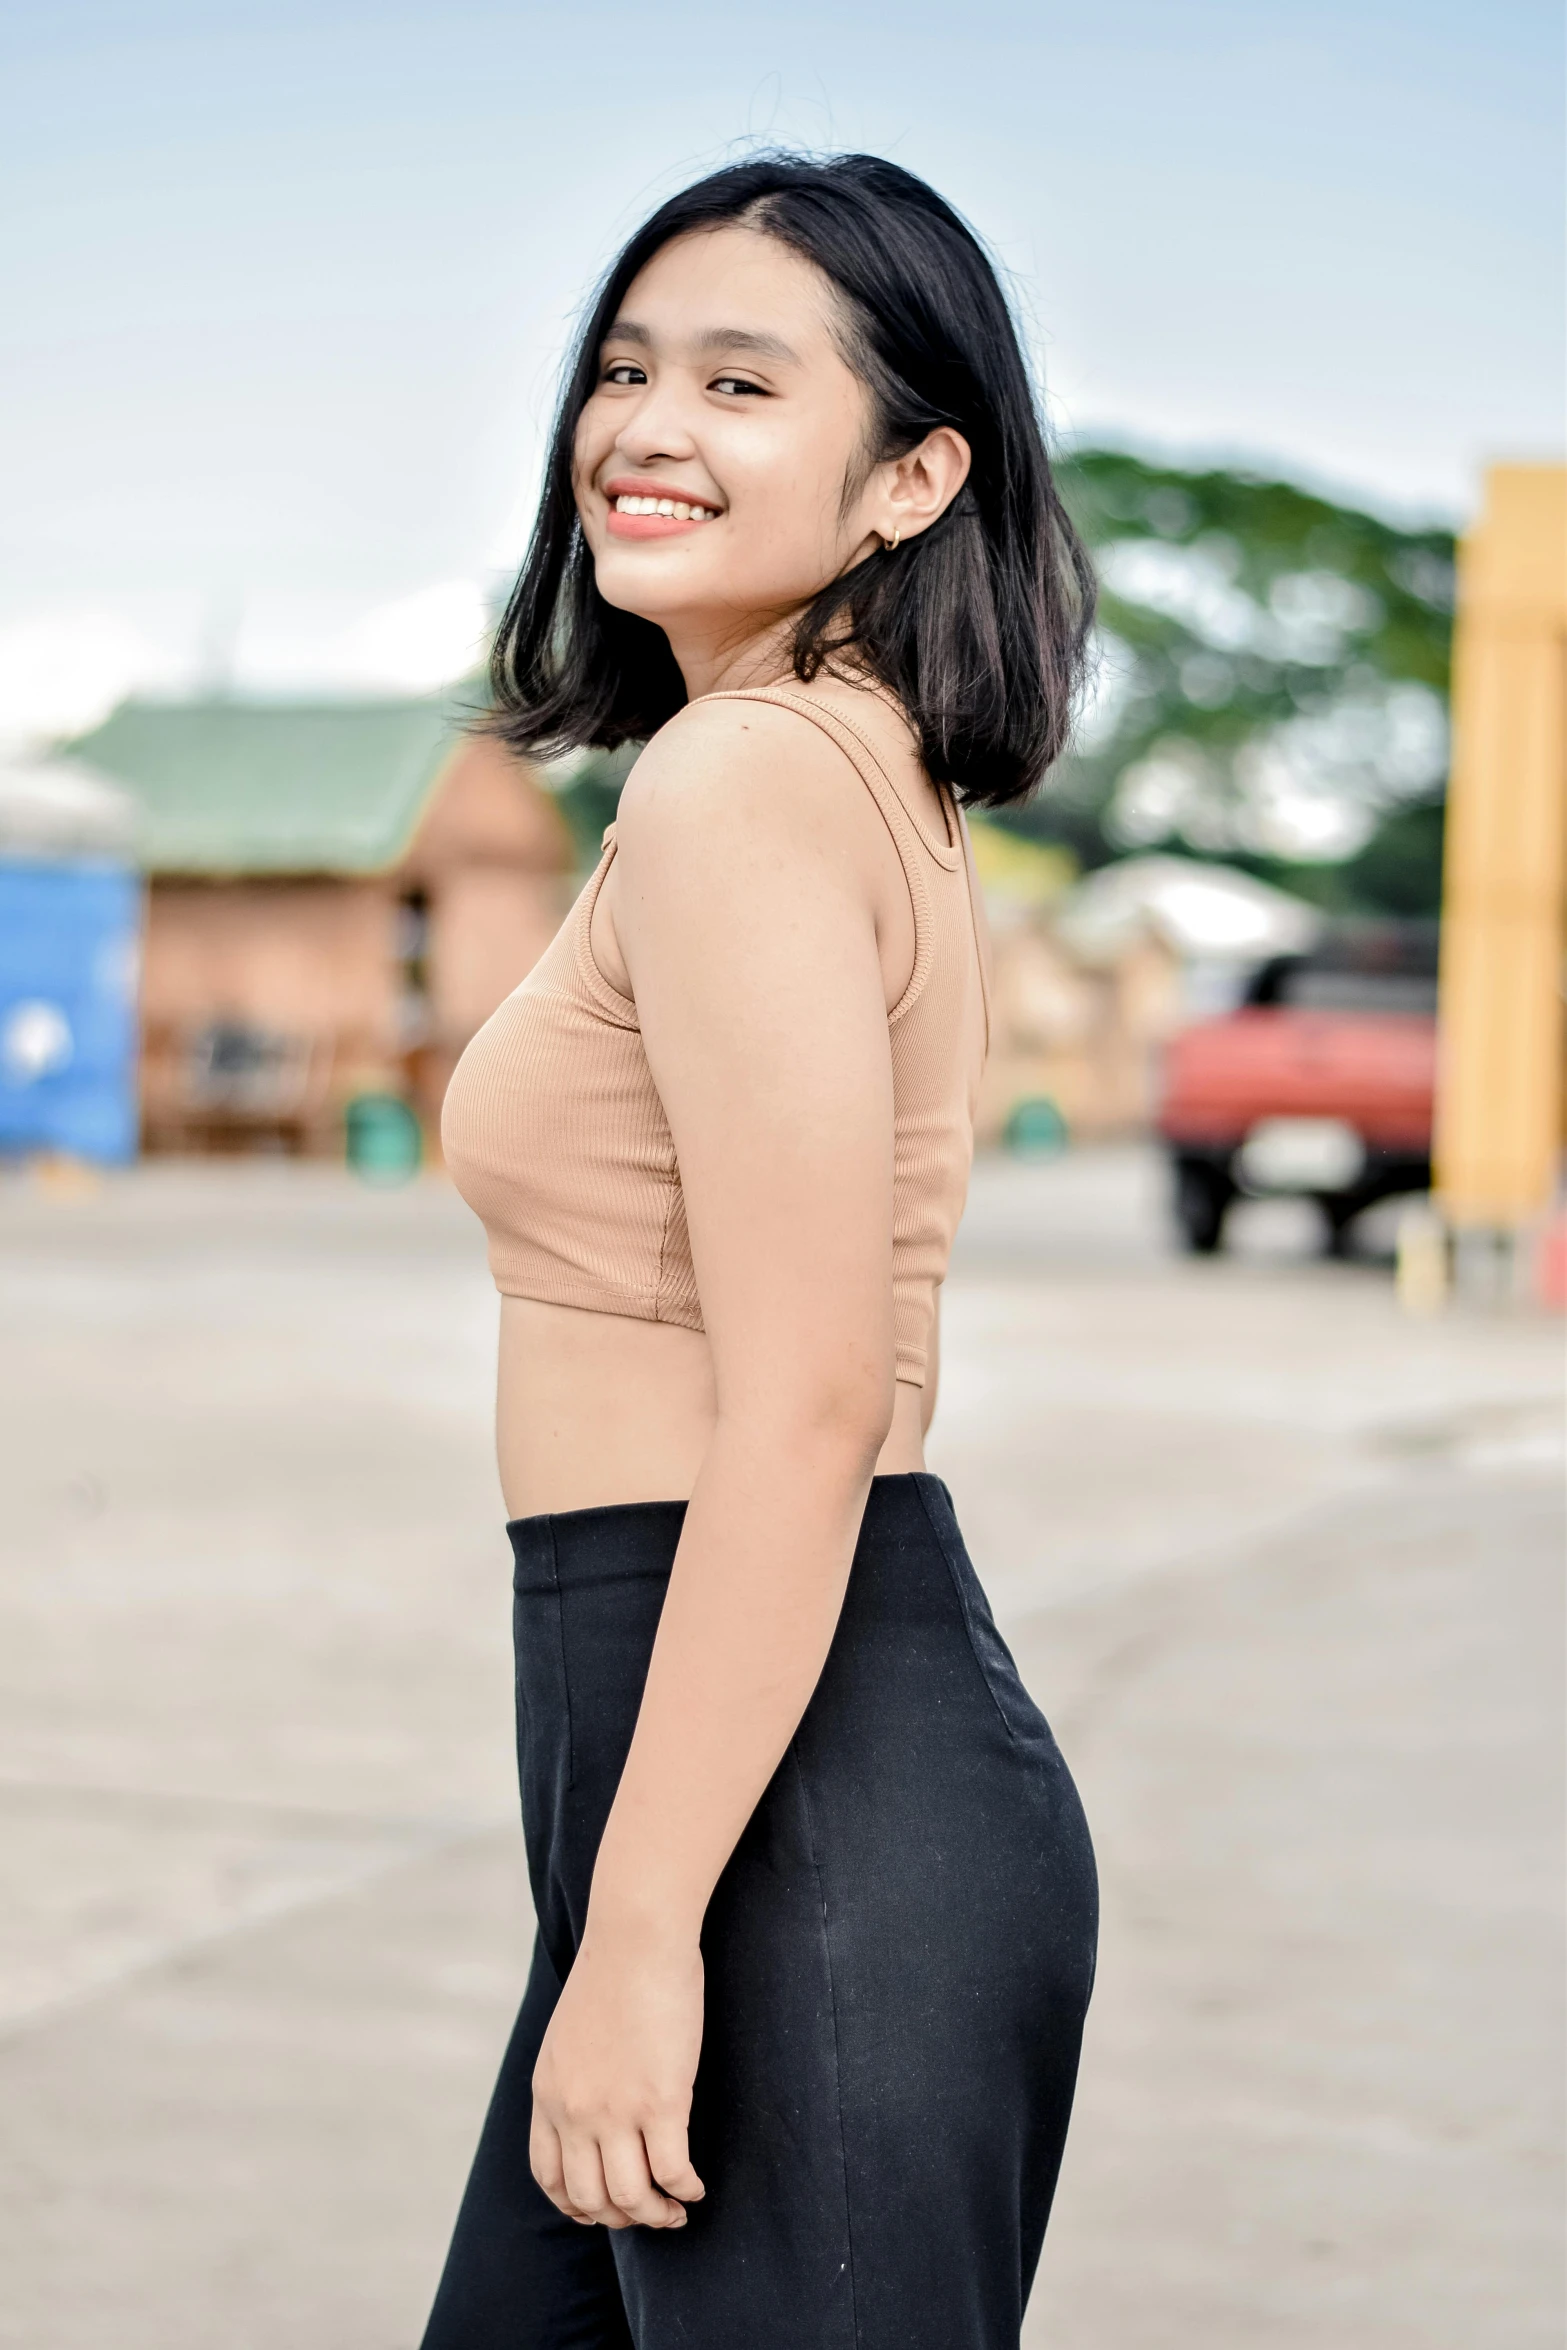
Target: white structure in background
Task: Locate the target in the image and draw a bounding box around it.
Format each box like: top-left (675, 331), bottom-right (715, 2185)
top-left (1053, 853), bottom-right (1321, 1018)
top-left (0, 752), bottom-right (143, 1162)
top-left (0, 753), bottom-right (139, 862)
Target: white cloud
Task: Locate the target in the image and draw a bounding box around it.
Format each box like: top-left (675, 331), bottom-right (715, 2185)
top-left (333, 579), bottom-right (490, 693)
top-left (0, 579), bottom-right (493, 733)
top-left (0, 611), bottom-right (181, 749)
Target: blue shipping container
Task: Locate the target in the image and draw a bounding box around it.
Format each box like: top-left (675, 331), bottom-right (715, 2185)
top-left (0, 859), bottom-right (141, 1163)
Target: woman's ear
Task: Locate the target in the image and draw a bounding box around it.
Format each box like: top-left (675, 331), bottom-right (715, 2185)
top-left (880, 428), bottom-right (972, 545)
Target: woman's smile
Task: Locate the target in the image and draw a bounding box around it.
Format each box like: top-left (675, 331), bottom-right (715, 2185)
top-left (603, 475), bottom-right (723, 539)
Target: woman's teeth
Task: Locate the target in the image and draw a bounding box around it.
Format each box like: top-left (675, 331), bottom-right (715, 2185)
top-left (613, 495), bottom-right (718, 520)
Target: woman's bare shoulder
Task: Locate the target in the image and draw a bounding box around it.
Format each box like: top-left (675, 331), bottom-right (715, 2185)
top-left (614, 690), bottom-right (884, 864)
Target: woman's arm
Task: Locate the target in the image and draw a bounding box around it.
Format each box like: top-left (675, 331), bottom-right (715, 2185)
top-left (527, 701), bottom-right (904, 2234)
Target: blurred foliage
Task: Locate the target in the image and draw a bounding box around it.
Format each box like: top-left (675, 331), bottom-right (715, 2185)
top-left (542, 743), bottom-right (640, 872)
top-left (1010, 448), bottom-right (1457, 914)
top-left (966, 817), bottom-right (1077, 908)
top-left (1335, 791), bottom-right (1446, 915)
top-left (1243, 793), bottom-right (1447, 919)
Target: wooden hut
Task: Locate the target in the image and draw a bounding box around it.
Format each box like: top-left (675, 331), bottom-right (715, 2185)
top-left (69, 693), bottom-right (572, 1155)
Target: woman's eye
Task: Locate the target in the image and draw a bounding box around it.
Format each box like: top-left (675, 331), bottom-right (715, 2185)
top-left (711, 374), bottom-right (766, 398)
top-left (602, 362), bottom-right (646, 386)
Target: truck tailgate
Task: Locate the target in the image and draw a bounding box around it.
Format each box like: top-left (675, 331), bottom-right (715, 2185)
top-left (1160, 1009), bottom-right (1436, 1150)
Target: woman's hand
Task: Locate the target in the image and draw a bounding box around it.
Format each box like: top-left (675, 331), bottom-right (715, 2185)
top-left (530, 1919), bottom-right (707, 2230)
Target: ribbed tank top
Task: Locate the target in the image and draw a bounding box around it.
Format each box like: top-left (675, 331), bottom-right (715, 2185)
top-left (441, 688), bottom-right (990, 1385)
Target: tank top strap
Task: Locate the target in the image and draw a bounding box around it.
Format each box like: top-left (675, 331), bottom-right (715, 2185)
top-left (700, 687), bottom-right (962, 870)
top-left (754, 692), bottom-right (990, 1054)
top-left (698, 687), bottom-right (956, 1022)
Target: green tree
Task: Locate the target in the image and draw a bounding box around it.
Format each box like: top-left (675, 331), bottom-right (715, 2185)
top-left (1011, 449), bottom-right (1456, 914)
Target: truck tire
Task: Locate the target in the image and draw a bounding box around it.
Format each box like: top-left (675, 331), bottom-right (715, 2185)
top-left (1319, 1195), bottom-right (1361, 1258)
top-left (1173, 1157), bottom-right (1233, 1255)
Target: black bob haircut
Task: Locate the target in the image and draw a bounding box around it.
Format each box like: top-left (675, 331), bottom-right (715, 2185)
top-left (487, 152), bottom-right (1096, 811)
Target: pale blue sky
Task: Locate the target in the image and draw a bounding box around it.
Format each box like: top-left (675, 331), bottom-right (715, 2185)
top-left (1, 0), bottom-right (1561, 728)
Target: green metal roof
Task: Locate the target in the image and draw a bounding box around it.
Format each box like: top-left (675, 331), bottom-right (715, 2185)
top-left (66, 691), bottom-right (483, 875)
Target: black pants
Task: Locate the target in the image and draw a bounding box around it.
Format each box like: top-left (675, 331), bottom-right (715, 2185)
top-left (422, 1475), bottom-right (1097, 2350)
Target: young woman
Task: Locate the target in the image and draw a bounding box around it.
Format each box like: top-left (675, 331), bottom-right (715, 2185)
top-left (425, 152), bottom-right (1098, 2350)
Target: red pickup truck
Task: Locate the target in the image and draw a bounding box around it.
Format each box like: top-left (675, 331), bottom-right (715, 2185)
top-left (1157, 927), bottom-right (1439, 1254)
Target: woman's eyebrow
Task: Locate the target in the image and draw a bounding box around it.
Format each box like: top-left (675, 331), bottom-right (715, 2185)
top-left (600, 318), bottom-right (800, 364)
top-left (693, 327), bottom-right (800, 363)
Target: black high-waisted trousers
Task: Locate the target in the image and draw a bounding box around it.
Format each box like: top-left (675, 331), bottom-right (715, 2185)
top-left (421, 1474), bottom-right (1097, 2350)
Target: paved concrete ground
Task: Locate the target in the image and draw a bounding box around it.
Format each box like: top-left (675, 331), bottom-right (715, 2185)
top-left (0, 1151), bottom-right (1560, 2348)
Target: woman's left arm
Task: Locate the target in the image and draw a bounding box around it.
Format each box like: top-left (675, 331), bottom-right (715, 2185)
top-left (527, 703), bottom-right (902, 2236)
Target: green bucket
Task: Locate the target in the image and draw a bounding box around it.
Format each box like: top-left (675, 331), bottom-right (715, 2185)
top-left (345, 1092), bottom-right (423, 1185)
top-left (1004, 1095), bottom-right (1068, 1157)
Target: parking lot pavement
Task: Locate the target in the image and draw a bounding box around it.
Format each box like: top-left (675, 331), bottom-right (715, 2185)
top-left (0, 1152), bottom-right (1561, 2348)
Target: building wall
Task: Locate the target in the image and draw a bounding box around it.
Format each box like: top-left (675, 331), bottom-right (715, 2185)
top-left (137, 737), bottom-right (575, 1158)
top-left (400, 733), bottom-right (570, 887)
top-left (425, 863), bottom-right (566, 1039)
top-left (141, 878), bottom-right (400, 1150)
top-left (399, 736), bottom-right (575, 1142)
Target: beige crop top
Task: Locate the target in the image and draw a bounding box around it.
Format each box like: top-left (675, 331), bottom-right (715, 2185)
top-left (441, 688), bottom-right (990, 1386)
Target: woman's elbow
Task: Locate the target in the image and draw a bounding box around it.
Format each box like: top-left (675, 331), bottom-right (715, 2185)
top-left (727, 1361), bottom-right (895, 1479)
top-left (794, 1362), bottom-right (896, 1474)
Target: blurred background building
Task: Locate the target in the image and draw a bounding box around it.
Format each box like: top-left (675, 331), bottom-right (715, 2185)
top-left (3, 695), bottom-right (571, 1160)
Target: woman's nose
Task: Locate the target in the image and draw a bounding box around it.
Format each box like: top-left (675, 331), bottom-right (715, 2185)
top-left (614, 377), bottom-right (699, 466)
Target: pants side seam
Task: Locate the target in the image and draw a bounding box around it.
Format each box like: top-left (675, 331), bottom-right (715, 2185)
top-left (790, 1740), bottom-right (862, 2350)
top-left (544, 1515), bottom-right (576, 1789)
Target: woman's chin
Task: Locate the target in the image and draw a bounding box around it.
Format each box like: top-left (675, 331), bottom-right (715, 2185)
top-left (594, 556), bottom-right (820, 640)
top-left (594, 579), bottom-right (694, 630)
top-left (591, 557), bottom-right (729, 632)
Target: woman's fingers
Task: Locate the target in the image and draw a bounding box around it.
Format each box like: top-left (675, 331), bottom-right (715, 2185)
top-left (529, 2111), bottom-right (590, 2224)
top-left (644, 2115), bottom-right (706, 2205)
top-left (534, 2102), bottom-right (697, 2231)
top-left (560, 2135), bottom-right (630, 2229)
top-left (601, 2129), bottom-right (687, 2228)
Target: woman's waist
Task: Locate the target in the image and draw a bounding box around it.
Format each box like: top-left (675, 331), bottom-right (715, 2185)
top-left (496, 1297), bottom-right (717, 1517)
top-left (510, 1476), bottom-right (970, 1764)
top-left (508, 1473), bottom-right (1035, 1800)
top-left (496, 1295), bottom-right (927, 1518)
top-left (510, 1470), bottom-right (957, 1595)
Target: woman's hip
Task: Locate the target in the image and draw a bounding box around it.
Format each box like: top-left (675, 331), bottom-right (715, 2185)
top-left (508, 1473), bottom-right (1096, 1998)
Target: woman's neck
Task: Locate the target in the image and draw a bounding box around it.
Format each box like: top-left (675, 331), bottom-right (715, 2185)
top-left (665, 615), bottom-right (796, 702)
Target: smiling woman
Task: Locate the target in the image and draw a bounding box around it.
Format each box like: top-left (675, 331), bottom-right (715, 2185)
top-left (424, 153), bottom-right (1099, 2350)
top-left (566, 222), bottom-right (982, 724)
top-left (487, 154), bottom-right (1093, 801)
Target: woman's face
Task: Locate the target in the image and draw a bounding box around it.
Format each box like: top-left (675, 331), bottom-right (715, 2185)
top-left (572, 226), bottom-right (891, 657)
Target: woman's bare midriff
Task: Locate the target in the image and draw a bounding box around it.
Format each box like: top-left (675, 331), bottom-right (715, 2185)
top-left (496, 1295), bottom-right (929, 1520)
